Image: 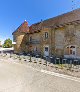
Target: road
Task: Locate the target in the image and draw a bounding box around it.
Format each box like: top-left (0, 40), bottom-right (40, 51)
top-left (0, 61), bottom-right (80, 92)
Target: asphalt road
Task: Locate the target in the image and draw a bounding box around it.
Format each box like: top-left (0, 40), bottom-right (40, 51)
top-left (0, 61), bottom-right (80, 92)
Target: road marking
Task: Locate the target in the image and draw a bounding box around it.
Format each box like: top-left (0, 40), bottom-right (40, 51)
top-left (41, 70), bottom-right (80, 82)
top-left (1, 60), bottom-right (80, 83)
top-left (25, 65), bottom-right (80, 83)
top-left (22, 64), bottom-right (80, 83)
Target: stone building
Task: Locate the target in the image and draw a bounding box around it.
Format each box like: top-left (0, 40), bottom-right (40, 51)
top-left (13, 8), bottom-right (80, 59)
top-left (12, 21), bottom-right (29, 53)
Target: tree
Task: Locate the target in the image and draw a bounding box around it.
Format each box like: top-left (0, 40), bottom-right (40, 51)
top-left (3, 38), bottom-right (12, 48)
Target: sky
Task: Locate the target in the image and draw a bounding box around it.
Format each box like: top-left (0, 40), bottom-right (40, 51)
top-left (0, 0), bottom-right (80, 44)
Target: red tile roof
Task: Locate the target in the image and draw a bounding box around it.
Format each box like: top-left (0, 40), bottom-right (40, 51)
top-left (29, 22), bottom-right (42, 33)
top-left (13, 8), bottom-right (80, 35)
top-left (12, 21), bottom-right (29, 35)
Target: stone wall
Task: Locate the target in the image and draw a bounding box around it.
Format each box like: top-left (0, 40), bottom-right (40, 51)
top-left (12, 9), bottom-right (80, 58)
top-left (13, 32), bottom-right (26, 53)
top-left (26, 32), bottom-right (41, 54)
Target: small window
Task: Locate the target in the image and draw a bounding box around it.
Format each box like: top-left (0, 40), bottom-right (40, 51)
top-left (70, 46), bottom-right (76, 55)
top-left (13, 35), bottom-right (16, 42)
top-left (30, 36), bottom-right (32, 41)
top-left (70, 49), bottom-right (72, 54)
top-left (45, 47), bottom-right (48, 51)
top-left (73, 51), bottom-right (75, 55)
top-left (45, 32), bottom-right (48, 39)
top-left (36, 47), bottom-right (37, 51)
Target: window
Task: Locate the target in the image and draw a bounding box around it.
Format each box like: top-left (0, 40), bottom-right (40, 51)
top-left (30, 36), bottom-right (32, 41)
top-left (13, 35), bottom-right (16, 42)
top-left (45, 32), bottom-right (48, 39)
top-left (70, 49), bottom-right (72, 54)
top-left (45, 47), bottom-right (48, 51)
top-left (69, 46), bottom-right (76, 55)
top-left (36, 47), bottom-right (37, 51)
top-left (73, 51), bottom-right (75, 55)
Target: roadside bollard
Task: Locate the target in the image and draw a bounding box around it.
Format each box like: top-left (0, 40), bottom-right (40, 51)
top-left (46, 56), bottom-right (48, 66)
top-left (29, 54), bottom-right (32, 62)
top-left (50, 57), bottom-right (53, 63)
top-left (27, 54), bottom-right (31, 62)
top-left (43, 56), bottom-right (46, 65)
top-left (40, 55), bottom-right (42, 63)
top-left (36, 55), bottom-right (39, 63)
top-left (18, 55), bottom-right (22, 63)
top-left (62, 59), bottom-right (67, 68)
top-left (10, 52), bottom-right (12, 58)
top-left (68, 60), bottom-right (72, 70)
top-left (18, 54), bottom-right (20, 59)
top-left (55, 58), bottom-right (60, 68)
top-left (60, 58), bottom-right (63, 69)
top-left (73, 60), bottom-right (79, 69)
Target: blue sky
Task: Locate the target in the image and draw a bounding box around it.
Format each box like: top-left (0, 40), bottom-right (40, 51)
top-left (0, 0), bottom-right (80, 44)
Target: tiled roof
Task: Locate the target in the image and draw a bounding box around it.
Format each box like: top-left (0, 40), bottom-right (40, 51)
top-left (12, 8), bottom-right (80, 35)
top-left (12, 21), bottom-right (29, 35)
top-left (29, 22), bottom-right (41, 33)
top-left (29, 8), bottom-right (80, 32)
top-left (42, 8), bottom-right (80, 27)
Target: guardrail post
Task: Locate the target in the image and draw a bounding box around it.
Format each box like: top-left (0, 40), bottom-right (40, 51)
top-left (68, 60), bottom-right (72, 70)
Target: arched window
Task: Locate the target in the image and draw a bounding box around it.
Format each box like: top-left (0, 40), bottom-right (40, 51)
top-left (45, 32), bottom-right (48, 39)
top-left (70, 46), bottom-right (76, 55)
top-left (66, 45), bottom-right (76, 55)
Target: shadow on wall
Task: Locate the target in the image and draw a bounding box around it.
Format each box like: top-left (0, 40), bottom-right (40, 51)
top-left (20, 34), bottom-right (29, 54)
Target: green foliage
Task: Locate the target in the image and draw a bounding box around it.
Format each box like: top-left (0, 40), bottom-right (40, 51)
top-left (3, 38), bottom-right (12, 48)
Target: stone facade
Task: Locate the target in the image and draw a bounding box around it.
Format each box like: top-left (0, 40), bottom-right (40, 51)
top-left (12, 8), bottom-right (80, 58)
top-left (12, 21), bottom-right (29, 53)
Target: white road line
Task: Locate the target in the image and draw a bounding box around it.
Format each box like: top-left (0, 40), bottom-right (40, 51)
top-left (41, 70), bottom-right (80, 83)
top-left (28, 66), bottom-right (80, 83)
top-left (1, 60), bottom-right (80, 83)
top-left (22, 64), bottom-right (80, 83)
